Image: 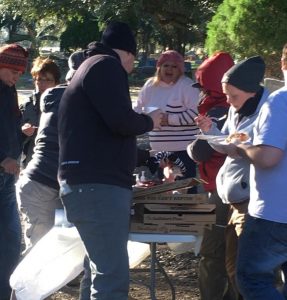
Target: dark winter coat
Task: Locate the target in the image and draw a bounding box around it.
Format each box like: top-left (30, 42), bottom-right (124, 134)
top-left (0, 81), bottom-right (22, 163)
top-left (24, 85), bottom-right (66, 189)
top-left (19, 91), bottom-right (41, 168)
top-left (58, 43), bottom-right (153, 189)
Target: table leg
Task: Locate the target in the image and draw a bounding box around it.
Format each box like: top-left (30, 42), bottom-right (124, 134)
top-left (154, 255), bottom-right (176, 300)
top-left (149, 243), bottom-right (176, 300)
top-left (150, 242), bottom-right (157, 300)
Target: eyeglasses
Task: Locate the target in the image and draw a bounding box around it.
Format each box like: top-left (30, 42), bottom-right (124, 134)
top-left (34, 78), bottom-right (55, 83)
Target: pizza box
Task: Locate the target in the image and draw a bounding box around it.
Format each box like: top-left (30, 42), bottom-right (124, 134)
top-left (133, 178), bottom-right (206, 198)
top-left (130, 221), bottom-right (211, 235)
top-left (143, 203), bottom-right (215, 213)
top-left (133, 193), bottom-right (209, 204)
top-left (143, 213), bottom-right (215, 225)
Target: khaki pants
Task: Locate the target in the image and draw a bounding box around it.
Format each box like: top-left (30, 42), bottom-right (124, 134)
top-left (225, 201), bottom-right (249, 300)
top-left (16, 174), bottom-right (62, 254)
top-left (199, 192), bottom-right (237, 300)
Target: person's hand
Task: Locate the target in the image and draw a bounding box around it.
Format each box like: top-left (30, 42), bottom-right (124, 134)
top-left (160, 113), bottom-right (168, 126)
top-left (163, 166), bottom-right (176, 183)
top-left (22, 123), bottom-right (37, 136)
top-left (159, 158), bottom-right (173, 169)
top-left (0, 157), bottom-right (20, 175)
top-left (148, 109), bottom-right (163, 129)
top-left (195, 115), bottom-right (212, 132)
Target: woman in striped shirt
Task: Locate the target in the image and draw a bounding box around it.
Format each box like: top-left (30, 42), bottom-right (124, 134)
top-left (135, 50), bottom-right (200, 192)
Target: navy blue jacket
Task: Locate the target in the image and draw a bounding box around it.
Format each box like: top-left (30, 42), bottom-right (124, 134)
top-left (58, 43), bottom-right (153, 189)
top-left (0, 81), bottom-right (22, 163)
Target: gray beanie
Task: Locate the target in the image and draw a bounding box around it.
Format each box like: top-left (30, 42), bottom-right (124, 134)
top-left (65, 50), bottom-right (86, 82)
top-left (221, 56), bottom-right (265, 92)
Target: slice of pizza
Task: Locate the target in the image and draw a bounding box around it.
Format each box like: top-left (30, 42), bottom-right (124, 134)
top-left (226, 132), bottom-right (249, 143)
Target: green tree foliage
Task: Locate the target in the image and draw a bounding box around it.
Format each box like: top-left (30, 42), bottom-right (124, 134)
top-left (141, 0), bottom-right (222, 53)
top-left (60, 14), bottom-right (101, 51)
top-left (205, 0), bottom-right (287, 77)
top-left (0, 0), bottom-right (221, 54)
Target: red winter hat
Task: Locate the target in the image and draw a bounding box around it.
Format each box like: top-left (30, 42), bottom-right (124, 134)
top-left (0, 44), bottom-right (28, 73)
top-left (156, 50), bottom-right (184, 73)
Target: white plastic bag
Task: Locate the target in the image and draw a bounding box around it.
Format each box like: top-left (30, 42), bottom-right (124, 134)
top-left (10, 226), bottom-right (86, 300)
top-left (128, 241), bottom-right (150, 268)
top-left (10, 207), bottom-right (151, 300)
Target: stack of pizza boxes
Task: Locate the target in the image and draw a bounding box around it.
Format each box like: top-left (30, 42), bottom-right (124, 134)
top-left (130, 178), bottom-right (216, 235)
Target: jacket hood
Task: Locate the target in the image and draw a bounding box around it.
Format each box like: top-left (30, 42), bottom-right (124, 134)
top-left (85, 41), bottom-right (121, 61)
top-left (40, 84), bottom-right (67, 113)
top-left (195, 52), bottom-right (234, 94)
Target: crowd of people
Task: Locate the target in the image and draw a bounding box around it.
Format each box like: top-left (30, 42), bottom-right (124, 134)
top-left (0, 20), bottom-right (287, 300)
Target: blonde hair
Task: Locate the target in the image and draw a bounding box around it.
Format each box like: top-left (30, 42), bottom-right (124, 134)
top-left (152, 50), bottom-right (185, 85)
top-left (152, 65), bottom-right (184, 86)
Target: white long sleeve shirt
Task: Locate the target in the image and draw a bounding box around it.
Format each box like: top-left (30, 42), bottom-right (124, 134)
top-left (136, 76), bottom-right (200, 151)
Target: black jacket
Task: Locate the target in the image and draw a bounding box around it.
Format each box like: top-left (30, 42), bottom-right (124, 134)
top-left (58, 43), bottom-right (153, 189)
top-left (24, 85), bottom-right (66, 189)
top-left (19, 91), bottom-right (41, 168)
top-left (0, 81), bottom-right (22, 162)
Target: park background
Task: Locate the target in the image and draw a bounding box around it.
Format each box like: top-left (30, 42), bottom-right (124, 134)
top-left (2, 0), bottom-right (287, 299)
top-left (1, 0), bottom-right (287, 88)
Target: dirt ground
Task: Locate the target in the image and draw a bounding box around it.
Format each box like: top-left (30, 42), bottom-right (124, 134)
top-left (47, 246), bottom-right (201, 300)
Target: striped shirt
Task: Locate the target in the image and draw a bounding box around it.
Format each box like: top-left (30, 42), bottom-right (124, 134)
top-left (136, 76), bottom-right (200, 151)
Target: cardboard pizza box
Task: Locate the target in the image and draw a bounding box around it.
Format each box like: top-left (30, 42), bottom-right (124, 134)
top-left (133, 178), bottom-right (206, 198)
top-left (143, 213), bottom-right (216, 225)
top-left (143, 203), bottom-right (215, 213)
top-left (133, 193), bottom-right (209, 204)
top-left (130, 221), bottom-right (211, 235)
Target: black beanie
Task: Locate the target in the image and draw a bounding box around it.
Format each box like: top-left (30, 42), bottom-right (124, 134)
top-left (101, 21), bottom-right (137, 56)
top-left (221, 56), bottom-right (265, 92)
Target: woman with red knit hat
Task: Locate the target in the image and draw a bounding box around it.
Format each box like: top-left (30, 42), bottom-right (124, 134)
top-left (0, 43), bottom-right (28, 300)
top-left (135, 50), bottom-right (200, 192)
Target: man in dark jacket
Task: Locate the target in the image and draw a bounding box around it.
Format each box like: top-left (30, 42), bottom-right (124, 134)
top-left (0, 43), bottom-right (28, 300)
top-left (19, 57), bottom-right (61, 169)
top-left (58, 21), bottom-right (162, 300)
top-left (16, 50), bottom-right (86, 254)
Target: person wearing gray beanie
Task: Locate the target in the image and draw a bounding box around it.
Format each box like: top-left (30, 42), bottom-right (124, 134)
top-left (222, 56), bottom-right (265, 92)
top-left (195, 55), bottom-right (270, 299)
top-left (65, 50), bottom-right (87, 82)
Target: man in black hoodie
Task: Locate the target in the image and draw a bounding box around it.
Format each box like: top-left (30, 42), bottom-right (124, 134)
top-left (0, 44), bottom-right (28, 300)
top-left (58, 21), bottom-right (162, 300)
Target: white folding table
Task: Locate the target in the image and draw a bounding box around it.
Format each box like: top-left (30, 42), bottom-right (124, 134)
top-left (129, 233), bottom-right (197, 300)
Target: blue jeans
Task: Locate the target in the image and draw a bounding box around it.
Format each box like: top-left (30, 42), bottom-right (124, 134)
top-left (237, 215), bottom-right (287, 300)
top-left (61, 183), bottom-right (132, 300)
top-left (0, 173), bottom-right (21, 300)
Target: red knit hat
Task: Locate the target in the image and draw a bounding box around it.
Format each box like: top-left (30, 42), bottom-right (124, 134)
top-left (0, 44), bottom-right (28, 73)
top-left (156, 50), bottom-right (184, 73)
